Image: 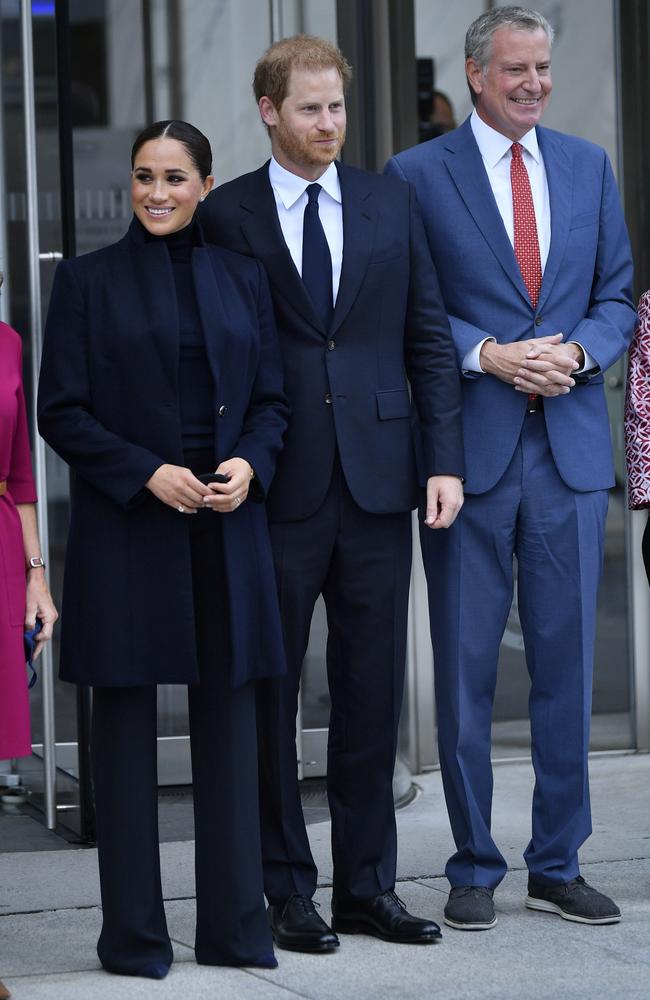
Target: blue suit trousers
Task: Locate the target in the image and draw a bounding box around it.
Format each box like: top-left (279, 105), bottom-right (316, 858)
top-left (422, 410), bottom-right (608, 888)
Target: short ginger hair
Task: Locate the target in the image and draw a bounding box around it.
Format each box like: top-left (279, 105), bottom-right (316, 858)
top-left (253, 34), bottom-right (352, 110)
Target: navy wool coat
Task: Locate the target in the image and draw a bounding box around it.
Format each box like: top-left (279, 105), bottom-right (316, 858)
top-left (38, 218), bottom-right (289, 688)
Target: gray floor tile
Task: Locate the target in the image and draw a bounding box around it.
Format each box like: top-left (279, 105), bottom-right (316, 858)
top-left (0, 907), bottom-right (194, 977)
top-left (0, 812), bottom-right (72, 853)
top-left (0, 841), bottom-right (197, 915)
top-left (1, 966), bottom-right (305, 1000)
top-left (0, 848), bottom-right (100, 915)
top-left (166, 897), bottom-right (196, 949)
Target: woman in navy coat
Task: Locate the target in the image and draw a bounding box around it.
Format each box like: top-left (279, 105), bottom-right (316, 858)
top-left (38, 121), bottom-right (289, 979)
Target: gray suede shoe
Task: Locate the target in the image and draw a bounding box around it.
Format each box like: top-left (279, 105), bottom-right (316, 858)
top-left (444, 886), bottom-right (497, 930)
top-left (526, 875), bottom-right (621, 925)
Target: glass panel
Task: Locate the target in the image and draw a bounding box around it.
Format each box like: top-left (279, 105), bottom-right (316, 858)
top-left (413, 0), bottom-right (631, 755)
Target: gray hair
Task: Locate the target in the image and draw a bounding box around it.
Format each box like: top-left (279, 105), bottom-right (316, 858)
top-left (465, 6), bottom-right (554, 105)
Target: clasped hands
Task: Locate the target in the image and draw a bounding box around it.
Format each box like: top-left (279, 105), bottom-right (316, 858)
top-left (480, 333), bottom-right (583, 397)
top-left (146, 457), bottom-right (253, 514)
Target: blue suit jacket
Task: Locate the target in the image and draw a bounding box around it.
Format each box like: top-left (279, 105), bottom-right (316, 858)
top-left (387, 118), bottom-right (636, 495)
top-left (200, 161), bottom-right (464, 522)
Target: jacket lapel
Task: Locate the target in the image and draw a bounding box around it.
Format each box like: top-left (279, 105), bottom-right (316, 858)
top-left (536, 127), bottom-right (572, 313)
top-left (442, 120), bottom-right (530, 307)
top-left (330, 163), bottom-right (377, 336)
top-left (238, 164), bottom-right (325, 333)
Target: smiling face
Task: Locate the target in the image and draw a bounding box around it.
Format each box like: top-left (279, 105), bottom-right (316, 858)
top-left (131, 137), bottom-right (213, 235)
top-left (259, 65), bottom-right (346, 181)
top-left (467, 25), bottom-right (552, 142)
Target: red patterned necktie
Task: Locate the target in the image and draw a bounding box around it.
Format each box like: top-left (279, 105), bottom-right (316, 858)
top-left (510, 142), bottom-right (542, 308)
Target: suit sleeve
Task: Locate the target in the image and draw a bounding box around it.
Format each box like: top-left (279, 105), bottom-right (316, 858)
top-left (37, 260), bottom-right (165, 509)
top-left (566, 152), bottom-right (636, 375)
top-left (231, 261), bottom-right (289, 501)
top-left (386, 155), bottom-right (496, 379)
top-left (624, 292), bottom-right (650, 509)
top-left (404, 185), bottom-right (465, 479)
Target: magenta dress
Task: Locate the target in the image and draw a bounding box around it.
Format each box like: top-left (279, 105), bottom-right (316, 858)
top-left (0, 322), bottom-right (37, 759)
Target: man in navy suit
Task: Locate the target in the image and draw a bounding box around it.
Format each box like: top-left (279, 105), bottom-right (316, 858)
top-left (386, 6), bottom-right (635, 931)
top-left (201, 34), bottom-right (464, 951)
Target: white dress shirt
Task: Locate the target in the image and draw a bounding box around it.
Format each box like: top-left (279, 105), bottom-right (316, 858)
top-left (464, 110), bottom-right (594, 374)
top-left (268, 157), bottom-right (343, 304)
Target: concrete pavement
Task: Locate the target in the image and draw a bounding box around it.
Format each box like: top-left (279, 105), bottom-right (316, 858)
top-left (1, 752), bottom-right (648, 999)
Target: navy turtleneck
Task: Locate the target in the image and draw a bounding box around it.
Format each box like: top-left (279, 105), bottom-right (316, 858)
top-left (139, 216), bottom-right (214, 451)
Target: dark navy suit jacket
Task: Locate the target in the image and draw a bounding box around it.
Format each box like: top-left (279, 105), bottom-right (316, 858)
top-left (38, 218), bottom-right (289, 688)
top-left (200, 161), bottom-right (464, 522)
top-left (387, 119), bottom-right (636, 495)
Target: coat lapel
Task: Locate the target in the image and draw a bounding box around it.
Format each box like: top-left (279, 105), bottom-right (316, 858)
top-left (442, 120), bottom-right (530, 307)
top-left (330, 163), bottom-right (377, 336)
top-left (238, 164), bottom-right (325, 333)
top-left (123, 217), bottom-right (236, 403)
top-left (536, 127), bottom-right (572, 313)
top-left (192, 245), bottom-right (226, 388)
top-left (123, 219), bottom-right (180, 396)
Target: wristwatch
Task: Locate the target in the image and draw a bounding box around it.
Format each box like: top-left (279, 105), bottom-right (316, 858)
top-left (27, 556), bottom-right (46, 570)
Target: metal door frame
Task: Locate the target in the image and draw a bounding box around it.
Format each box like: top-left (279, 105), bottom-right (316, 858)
top-left (17, 0), bottom-right (58, 829)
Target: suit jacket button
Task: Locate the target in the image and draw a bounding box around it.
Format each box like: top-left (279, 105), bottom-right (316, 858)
top-left (324, 393), bottom-right (332, 404)
top-left (327, 340), bottom-right (336, 351)
top-left (218, 404), bottom-right (227, 416)
top-left (535, 317), bottom-right (543, 326)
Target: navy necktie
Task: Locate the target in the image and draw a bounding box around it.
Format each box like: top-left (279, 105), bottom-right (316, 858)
top-left (302, 183), bottom-right (333, 330)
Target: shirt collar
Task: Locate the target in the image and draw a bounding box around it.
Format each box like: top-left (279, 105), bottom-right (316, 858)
top-left (470, 109), bottom-right (540, 168)
top-left (269, 157), bottom-right (341, 209)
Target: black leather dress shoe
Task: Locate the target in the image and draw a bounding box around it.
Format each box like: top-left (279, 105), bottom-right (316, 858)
top-left (268, 895), bottom-right (340, 953)
top-left (331, 890), bottom-right (441, 943)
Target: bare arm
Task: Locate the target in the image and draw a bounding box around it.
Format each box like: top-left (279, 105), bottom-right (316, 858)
top-left (15, 503), bottom-right (58, 659)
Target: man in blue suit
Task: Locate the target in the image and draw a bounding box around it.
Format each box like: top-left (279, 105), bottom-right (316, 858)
top-left (201, 35), bottom-right (464, 950)
top-left (387, 6), bottom-right (635, 931)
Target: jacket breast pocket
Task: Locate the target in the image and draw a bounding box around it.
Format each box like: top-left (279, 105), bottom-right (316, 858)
top-left (569, 212), bottom-right (599, 230)
top-left (368, 244), bottom-right (406, 265)
top-left (376, 388), bottom-right (411, 420)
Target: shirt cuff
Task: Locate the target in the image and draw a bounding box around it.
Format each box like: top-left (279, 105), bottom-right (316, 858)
top-left (569, 342), bottom-right (599, 375)
top-left (462, 337), bottom-right (496, 377)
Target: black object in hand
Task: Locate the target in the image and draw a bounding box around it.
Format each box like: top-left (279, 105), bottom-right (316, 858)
top-left (197, 471), bottom-right (230, 486)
